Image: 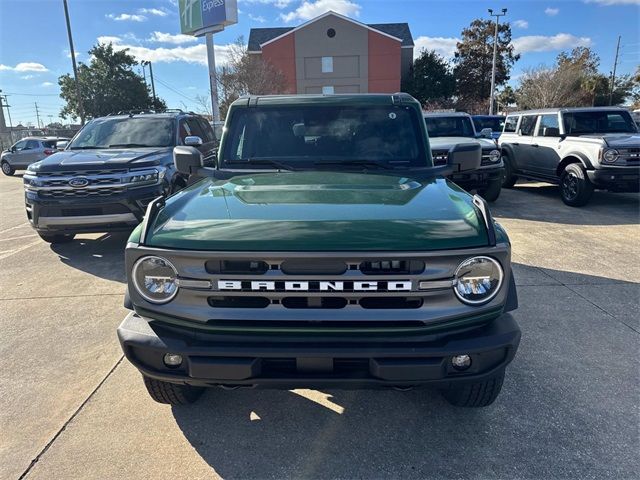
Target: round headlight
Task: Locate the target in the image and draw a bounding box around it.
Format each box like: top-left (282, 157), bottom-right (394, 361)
top-left (453, 256), bottom-right (503, 305)
top-left (602, 149), bottom-right (619, 163)
top-left (132, 256), bottom-right (179, 304)
top-left (489, 149), bottom-right (501, 162)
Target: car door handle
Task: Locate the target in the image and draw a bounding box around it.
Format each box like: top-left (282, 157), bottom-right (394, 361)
top-left (512, 142), bottom-right (519, 146)
top-left (531, 144), bottom-right (539, 147)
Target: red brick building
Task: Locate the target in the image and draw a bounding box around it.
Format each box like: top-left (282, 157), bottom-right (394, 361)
top-left (248, 12), bottom-right (414, 94)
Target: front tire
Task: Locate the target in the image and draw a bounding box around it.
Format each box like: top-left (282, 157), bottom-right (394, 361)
top-left (501, 154), bottom-right (517, 188)
top-left (477, 176), bottom-right (502, 202)
top-left (1, 161), bottom-right (14, 176)
top-left (38, 232), bottom-right (75, 244)
top-left (559, 163), bottom-right (593, 207)
top-left (143, 376), bottom-right (205, 405)
top-left (442, 370), bottom-right (505, 408)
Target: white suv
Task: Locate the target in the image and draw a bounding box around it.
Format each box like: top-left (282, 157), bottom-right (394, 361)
top-left (498, 107), bottom-right (639, 206)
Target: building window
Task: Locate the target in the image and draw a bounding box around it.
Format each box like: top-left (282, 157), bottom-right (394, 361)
top-left (321, 56), bottom-right (333, 73)
top-left (322, 86), bottom-right (335, 95)
top-left (327, 28), bottom-right (336, 38)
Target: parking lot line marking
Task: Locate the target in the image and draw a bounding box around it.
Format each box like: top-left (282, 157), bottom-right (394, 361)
top-left (18, 356), bottom-right (125, 480)
top-left (0, 293), bottom-right (124, 301)
top-left (0, 239), bottom-right (42, 261)
top-left (0, 233), bottom-right (37, 242)
top-left (0, 222), bottom-right (29, 234)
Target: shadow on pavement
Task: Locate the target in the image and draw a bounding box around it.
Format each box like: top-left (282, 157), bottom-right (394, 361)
top-left (50, 231), bottom-right (130, 283)
top-left (492, 182), bottom-right (639, 226)
top-left (169, 266), bottom-right (639, 479)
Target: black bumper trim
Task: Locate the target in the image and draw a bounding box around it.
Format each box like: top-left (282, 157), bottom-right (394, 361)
top-left (587, 168), bottom-right (640, 192)
top-left (117, 311), bottom-right (521, 388)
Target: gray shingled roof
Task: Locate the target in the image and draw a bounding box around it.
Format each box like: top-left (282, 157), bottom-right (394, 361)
top-left (248, 22), bottom-right (413, 52)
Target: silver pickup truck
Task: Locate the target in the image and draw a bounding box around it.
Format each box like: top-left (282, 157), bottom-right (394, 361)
top-left (499, 107), bottom-right (639, 206)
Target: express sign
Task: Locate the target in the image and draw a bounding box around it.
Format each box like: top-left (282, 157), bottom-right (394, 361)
top-left (179, 0), bottom-right (238, 35)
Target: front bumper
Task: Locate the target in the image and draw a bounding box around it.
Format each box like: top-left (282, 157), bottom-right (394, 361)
top-left (587, 166), bottom-right (640, 192)
top-left (449, 164), bottom-right (504, 191)
top-left (25, 183), bottom-right (164, 234)
top-left (117, 311), bottom-right (521, 389)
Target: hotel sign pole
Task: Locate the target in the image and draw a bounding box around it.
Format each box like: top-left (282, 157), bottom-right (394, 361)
top-left (206, 32), bottom-right (221, 123)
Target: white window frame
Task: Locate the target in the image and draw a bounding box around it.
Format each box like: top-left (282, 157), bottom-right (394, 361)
top-left (321, 56), bottom-right (333, 73)
top-left (322, 86), bottom-right (335, 95)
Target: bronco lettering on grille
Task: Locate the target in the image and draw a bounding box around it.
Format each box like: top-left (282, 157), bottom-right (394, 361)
top-left (217, 280), bottom-right (413, 292)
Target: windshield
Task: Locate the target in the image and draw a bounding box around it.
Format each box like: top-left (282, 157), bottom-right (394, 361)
top-left (221, 105), bottom-right (426, 169)
top-left (563, 111), bottom-right (637, 135)
top-left (68, 117), bottom-right (175, 149)
top-left (473, 116), bottom-right (504, 132)
top-left (424, 116), bottom-right (475, 138)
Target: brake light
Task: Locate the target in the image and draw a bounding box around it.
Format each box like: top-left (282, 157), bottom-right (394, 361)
top-left (43, 149), bottom-right (54, 155)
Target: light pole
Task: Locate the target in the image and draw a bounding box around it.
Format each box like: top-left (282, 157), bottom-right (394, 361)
top-left (488, 8), bottom-right (507, 115)
top-left (63, 0), bottom-right (85, 124)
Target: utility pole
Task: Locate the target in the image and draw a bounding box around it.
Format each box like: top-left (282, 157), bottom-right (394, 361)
top-left (35, 103), bottom-right (42, 129)
top-left (609, 35), bottom-right (621, 106)
top-left (63, 0), bottom-right (85, 124)
top-left (145, 61), bottom-right (157, 105)
top-left (488, 8), bottom-right (507, 115)
top-left (0, 91), bottom-right (14, 143)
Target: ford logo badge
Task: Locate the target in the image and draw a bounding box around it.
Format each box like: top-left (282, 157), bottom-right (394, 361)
top-left (68, 177), bottom-right (89, 188)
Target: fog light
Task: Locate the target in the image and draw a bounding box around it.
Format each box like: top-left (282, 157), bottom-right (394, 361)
top-left (163, 353), bottom-right (183, 367)
top-left (451, 354), bottom-right (472, 371)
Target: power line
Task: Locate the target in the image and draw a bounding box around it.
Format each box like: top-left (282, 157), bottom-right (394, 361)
top-left (3, 92), bottom-right (61, 97)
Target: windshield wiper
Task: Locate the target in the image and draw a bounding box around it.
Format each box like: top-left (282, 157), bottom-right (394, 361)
top-left (69, 146), bottom-right (102, 150)
top-left (314, 159), bottom-right (398, 170)
top-left (226, 158), bottom-right (298, 171)
top-left (108, 143), bottom-right (157, 148)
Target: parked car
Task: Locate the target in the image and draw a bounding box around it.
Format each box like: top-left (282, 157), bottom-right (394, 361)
top-left (499, 107), bottom-right (640, 206)
top-left (23, 110), bottom-right (218, 244)
top-left (424, 112), bottom-right (504, 202)
top-left (1, 137), bottom-right (61, 175)
top-left (472, 115), bottom-right (506, 140)
top-left (118, 93), bottom-right (521, 408)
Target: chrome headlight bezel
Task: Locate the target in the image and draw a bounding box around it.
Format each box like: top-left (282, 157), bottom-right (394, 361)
top-left (131, 255), bottom-right (179, 304)
top-left (453, 256), bottom-right (504, 305)
top-left (602, 149), bottom-right (619, 164)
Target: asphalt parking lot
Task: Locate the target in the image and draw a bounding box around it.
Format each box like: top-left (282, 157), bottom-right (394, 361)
top-left (1, 173), bottom-right (639, 480)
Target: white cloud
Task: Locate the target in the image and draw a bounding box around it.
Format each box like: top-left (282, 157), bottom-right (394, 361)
top-left (513, 19), bottom-right (529, 29)
top-left (245, 0), bottom-right (292, 8)
top-left (584, 0), bottom-right (640, 4)
top-left (97, 36), bottom-right (232, 66)
top-left (544, 7), bottom-right (560, 15)
top-left (41, 82), bottom-right (55, 87)
top-left (248, 13), bottom-right (267, 23)
top-left (139, 8), bottom-right (169, 17)
top-left (280, 0), bottom-right (361, 22)
top-left (413, 36), bottom-right (459, 59)
top-left (513, 33), bottom-right (592, 53)
top-left (21, 74), bottom-right (35, 80)
top-left (0, 62), bottom-right (49, 72)
top-left (148, 31), bottom-right (198, 44)
top-left (106, 13), bottom-right (147, 22)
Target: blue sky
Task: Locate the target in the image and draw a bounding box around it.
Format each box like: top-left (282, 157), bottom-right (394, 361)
top-left (0, 0), bottom-right (638, 126)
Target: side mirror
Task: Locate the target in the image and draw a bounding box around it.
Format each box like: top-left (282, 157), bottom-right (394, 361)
top-left (56, 140), bottom-right (69, 150)
top-left (479, 128), bottom-right (493, 139)
top-left (542, 127), bottom-right (559, 137)
top-left (173, 146), bottom-right (203, 175)
top-left (10, 146), bottom-right (16, 152)
top-left (447, 143), bottom-right (482, 173)
top-left (184, 136), bottom-right (203, 147)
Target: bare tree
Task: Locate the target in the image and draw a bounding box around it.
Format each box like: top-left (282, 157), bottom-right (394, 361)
top-left (217, 38), bottom-right (287, 118)
top-left (515, 64), bottom-right (588, 109)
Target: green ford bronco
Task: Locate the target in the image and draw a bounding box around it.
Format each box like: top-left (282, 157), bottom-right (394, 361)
top-left (117, 93), bottom-right (520, 408)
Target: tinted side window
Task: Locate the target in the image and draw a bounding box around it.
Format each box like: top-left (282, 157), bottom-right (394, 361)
top-left (13, 140), bottom-right (27, 150)
top-left (197, 118), bottom-right (215, 143)
top-left (519, 116), bottom-right (537, 136)
top-left (504, 116), bottom-right (518, 133)
top-left (537, 114), bottom-right (559, 135)
top-left (43, 140), bottom-right (57, 148)
top-left (26, 140), bottom-right (40, 149)
top-left (179, 118), bottom-right (205, 144)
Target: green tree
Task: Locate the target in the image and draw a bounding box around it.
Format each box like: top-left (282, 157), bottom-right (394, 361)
top-left (58, 43), bottom-right (166, 121)
top-left (453, 19), bottom-right (520, 109)
top-left (403, 49), bottom-right (455, 106)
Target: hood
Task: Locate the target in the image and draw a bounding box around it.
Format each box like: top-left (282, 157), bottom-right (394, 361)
top-left (599, 134), bottom-right (640, 149)
top-left (429, 137), bottom-right (496, 151)
top-left (28, 147), bottom-right (171, 172)
top-left (145, 171), bottom-right (488, 251)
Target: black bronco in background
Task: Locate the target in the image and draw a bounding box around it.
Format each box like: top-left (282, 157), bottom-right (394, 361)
top-left (23, 110), bottom-right (218, 243)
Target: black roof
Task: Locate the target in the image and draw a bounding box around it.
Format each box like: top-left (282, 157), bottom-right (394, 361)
top-left (248, 22), bottom-right (413, 52)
